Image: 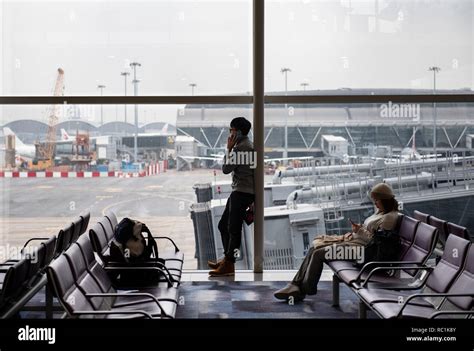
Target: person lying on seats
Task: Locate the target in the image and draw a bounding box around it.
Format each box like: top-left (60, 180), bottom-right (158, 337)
top-left (274, 183), bottom-right (400, 302)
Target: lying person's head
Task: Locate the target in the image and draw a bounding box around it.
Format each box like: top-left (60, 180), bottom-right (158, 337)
top-left (370, 183), bottom-right (398, 213)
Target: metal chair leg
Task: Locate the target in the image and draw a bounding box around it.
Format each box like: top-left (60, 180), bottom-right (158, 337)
top-left (332, 274), bottom-right (340, 307)
top-left (358, 300), bottom-right (367, 319)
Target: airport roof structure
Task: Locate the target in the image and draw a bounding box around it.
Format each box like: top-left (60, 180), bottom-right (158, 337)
top-left (1, 120), bottom-right (177, 139)
top-left (178, 88), bottom-right (474, 128)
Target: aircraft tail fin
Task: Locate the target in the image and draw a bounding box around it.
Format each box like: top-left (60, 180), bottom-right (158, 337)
top-left (60, 128), bottom-right (70, 141)
top-left (3, 127), bottom-right (25, 147)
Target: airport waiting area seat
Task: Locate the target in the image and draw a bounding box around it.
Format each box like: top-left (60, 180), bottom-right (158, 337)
top-left (89, 211), bottom-right (184, 284)
top-left (412, 210), bottom-right (470, 258)
top-left (47, 234), bottom-right (178, 319)
top-left (327, 209), bottom-right (473, 318)
top-left (330, 216), bottom-right (438, 290)
top-left (0, 212), bottom-right (90, 318)
top-left (0, 209), bottom-right (182, 319)
top-left (357, 235), bottom-right (470, 314)
top-left (55, 211), bottom-right (91, 257)
top-left (358, 237), bottom-right (474, 319)
top-left (0, 237), bottom-right (57, 318)
top-left (447, 222), bottom-right (471, 241)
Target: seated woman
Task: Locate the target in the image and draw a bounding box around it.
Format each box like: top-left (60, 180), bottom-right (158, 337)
top-left (274, 182), bottom-right (399, 302)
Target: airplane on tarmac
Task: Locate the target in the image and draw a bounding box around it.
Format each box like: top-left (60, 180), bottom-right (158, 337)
top-left (2, 127), bottom-right (36, 159)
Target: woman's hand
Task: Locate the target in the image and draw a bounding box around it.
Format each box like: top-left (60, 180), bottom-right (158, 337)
top-left (348, 218), bottom-right (361, 233)
top-left (351, 222), bottom-right (361, 233)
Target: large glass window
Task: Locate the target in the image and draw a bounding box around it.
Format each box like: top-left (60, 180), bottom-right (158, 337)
top-left (1, 0), bottom-right (251, 97)
top-left (0, 103), bottom-right (249, 270)
top-left (262, 101), bottom-right (474, 269)
top-left (1, 0), bottom-right (473, 273)
top-left (265, 0), bottom-right (472, 91)
top-left (262, 0), bottom-right (473, 269)
top-left (0, 0), bottom-right (252, 271)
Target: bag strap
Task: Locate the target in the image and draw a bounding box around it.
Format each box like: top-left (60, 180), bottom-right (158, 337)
top-left (141, 225), bottom-right (160, 261)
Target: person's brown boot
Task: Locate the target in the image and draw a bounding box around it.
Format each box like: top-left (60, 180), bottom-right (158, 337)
top-left (207, 258), bottom-right (224, 269)
top-left (208, 257), bottom-right (235, 276)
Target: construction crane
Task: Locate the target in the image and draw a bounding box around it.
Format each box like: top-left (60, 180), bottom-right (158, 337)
top-left (34, 68), bottom-right (65, 170)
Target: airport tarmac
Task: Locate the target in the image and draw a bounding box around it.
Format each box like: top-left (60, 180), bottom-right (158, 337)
top-left (0, 169), bottom-right (230, 269)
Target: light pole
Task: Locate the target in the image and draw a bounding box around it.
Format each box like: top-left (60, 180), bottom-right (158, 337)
top-left (428, 66), bottom-right (441, 156)
top-left (300, 82), bottom-right (309, 91)
top-left (97, 84), bottom-right (106, 126)
top-left (130, 62), bottom-right (141, 163)
top-left (189, 83), bottom-right (197, 96)
top-left (120, 71), bottom-right (130, 124)
top-left (281, 67), bottom-right (291, 162)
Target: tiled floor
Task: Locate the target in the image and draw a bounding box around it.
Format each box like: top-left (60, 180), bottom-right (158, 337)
top-left (180, 269), bottom-right (334, 282)
top-left (18, 269), bottom-right (374, 319)
top-left (175, 280), bottom-right (367, 319)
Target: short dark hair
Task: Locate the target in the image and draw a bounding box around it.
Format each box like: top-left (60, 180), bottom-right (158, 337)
top-left (230, 117), bottom-right (251, 135)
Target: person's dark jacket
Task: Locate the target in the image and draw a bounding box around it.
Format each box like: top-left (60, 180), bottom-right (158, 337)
top-left (222, 136), bottom-right (255, 195)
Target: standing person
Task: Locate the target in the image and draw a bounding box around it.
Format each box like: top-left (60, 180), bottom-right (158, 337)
top-left (208, 117), bottom-right (255, 277)
top-left (274, 183), bottom-right (400, 301)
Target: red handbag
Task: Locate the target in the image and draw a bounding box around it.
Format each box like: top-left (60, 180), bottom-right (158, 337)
top-left (244, 203), bottom-right (254, 225)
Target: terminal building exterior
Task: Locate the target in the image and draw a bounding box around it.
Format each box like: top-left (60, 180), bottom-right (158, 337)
top-left (177, 88), bottom-right (474, 158)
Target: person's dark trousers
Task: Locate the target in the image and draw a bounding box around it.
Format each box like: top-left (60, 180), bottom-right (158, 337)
top-left (218, 191), bottom-right (254, 263)
top-left (291, 246), bottom-right (325, 295)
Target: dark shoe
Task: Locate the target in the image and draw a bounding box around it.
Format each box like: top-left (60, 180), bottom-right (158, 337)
top-left (209, 258), bottom-right (235, 277)
top-left (207, 258), bottom-right (224, 270)
top-left (274, 283), bottom-right (305, 301)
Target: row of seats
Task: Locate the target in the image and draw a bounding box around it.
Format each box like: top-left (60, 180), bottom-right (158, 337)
top-left (328, 211), bottom-right (473, 318)
top-left (358, 234), bottom-right (474, 318)
top-left (47, 226), bottom-right (180, 318)
top-left (413, 210), bottom-right (471, 258)
top-left (0, 237), bottom-right (57, 318)
top-left (329, 215), bottom-right (438, 290)
top-left (0, 212), bottom-right (90, 318)
top-left (56, 212), bottom-right (91, 256)
top-left (89, 211), bottom-right (184, 285)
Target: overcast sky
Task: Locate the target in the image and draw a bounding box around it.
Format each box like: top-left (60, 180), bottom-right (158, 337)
top-left (1, 0), bottom-right (472, 125)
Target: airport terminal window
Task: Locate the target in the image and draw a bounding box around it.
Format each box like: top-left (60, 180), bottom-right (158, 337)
top-left (0, 0), bottom-right (473, 275)
top-left (0, 0), bottom-right (251, 271)
top-left (263, 101), bottom-right (474, 269)
top-left (0, 0), bottom-right (251, 96)
top-left (263, 0), bottom-right (473, 270)
top-left (265, 0), bottom-right (472, 91)
top-left (0, 102), bottom-right (255, 271)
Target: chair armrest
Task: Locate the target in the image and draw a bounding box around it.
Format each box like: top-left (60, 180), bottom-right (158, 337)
top-left (21, 238), bottom-right (49, 252)
top-left (72, 310), bottom-right (153, 319)
top-left (0, 260), bottom-right (17, 265)
top-left (104, 266), bottom-right (174, 287)
top-left (356, 261), bottom-right (426, 281)
top-left (430, 310), bottom-right (474, 319)
top-left (152, 236), bottom-right (180, 253)
top-left (398, 292), bottom-right (474, 318)
top-left (360, 266), bottom-right (433, 288)
top-left (105, 262), bottom-right (177, 283)
top-left (84, 292), bottom-right (172, 318)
